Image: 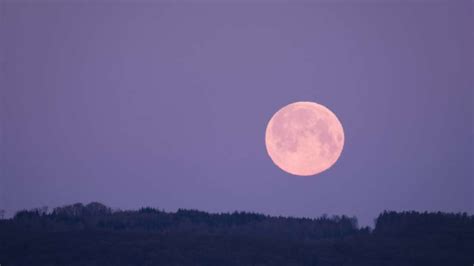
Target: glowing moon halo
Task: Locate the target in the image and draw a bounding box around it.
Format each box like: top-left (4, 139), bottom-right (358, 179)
top-left (265, 102), bottom-right (344, 176)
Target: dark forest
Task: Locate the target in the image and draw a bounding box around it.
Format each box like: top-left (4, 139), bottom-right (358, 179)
top-left (1, 202), bottom-right (473, 266)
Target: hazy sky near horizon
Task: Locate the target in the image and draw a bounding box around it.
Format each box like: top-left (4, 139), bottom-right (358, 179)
top-left (1, 1), bottom-right (472, 226)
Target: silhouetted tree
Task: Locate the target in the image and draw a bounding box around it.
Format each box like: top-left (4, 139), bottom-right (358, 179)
top-left (1, 203), bottom-right (473, 266)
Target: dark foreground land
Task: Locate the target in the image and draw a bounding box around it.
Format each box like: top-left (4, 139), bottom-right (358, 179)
top-left (0, 203), bottom-right (473, 266)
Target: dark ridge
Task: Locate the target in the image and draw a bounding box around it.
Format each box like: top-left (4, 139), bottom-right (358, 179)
top-left (1, 202), bottom-right (473, 266)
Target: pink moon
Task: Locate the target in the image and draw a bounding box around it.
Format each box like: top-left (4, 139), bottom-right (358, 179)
top-left (265, 101), bottom-right (345, 176)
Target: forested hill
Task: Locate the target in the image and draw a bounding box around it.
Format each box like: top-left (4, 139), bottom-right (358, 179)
top-left (1, 202), bottom-right (473, 266)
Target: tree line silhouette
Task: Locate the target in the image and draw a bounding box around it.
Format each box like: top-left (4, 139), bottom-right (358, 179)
top-left (0, 202), bottom-right (473, 265)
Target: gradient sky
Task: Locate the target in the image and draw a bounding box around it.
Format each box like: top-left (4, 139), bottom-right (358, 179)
top-left (1, 1), bottom-right (472, 226)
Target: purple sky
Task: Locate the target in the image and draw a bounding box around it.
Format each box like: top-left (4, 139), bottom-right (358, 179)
top-left (1, 1), bottom-right (472, 226)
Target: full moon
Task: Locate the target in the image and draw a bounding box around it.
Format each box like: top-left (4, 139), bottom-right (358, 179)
top-left (265, 101), bottom-right (345, 176)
